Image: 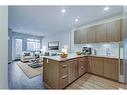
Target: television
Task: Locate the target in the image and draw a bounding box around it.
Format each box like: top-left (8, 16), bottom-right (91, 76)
top-left (48, 41), bottom-right (59, 50)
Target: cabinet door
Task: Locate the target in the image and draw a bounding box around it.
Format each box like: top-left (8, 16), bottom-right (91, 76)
top-left (68, 59), bottom-right (78, 83)
top-left (86, 57), bottom-right (91, 72)
top-left (121, 17), bottom-right (127, 40)
top-left (106, 20), bottom-right (121, 42)
top-left (78, 57), bottom-right (86, 77)
top-left (87, 57), bottom-right (95, 73)
top-left (95, 24), bottom-right (107, 42)
top-left (74, 30), bottom-right (80, 44)
top-left (43, 59), bottom-right (59, 88)
top-left (92, 57), bottom-right (104, 76)
top-left (87, 26), bottom-right (96, 43)
top-left (103, 58), bottom-right (118, 80)
top-left (80, 28), bottom-right (87, 44)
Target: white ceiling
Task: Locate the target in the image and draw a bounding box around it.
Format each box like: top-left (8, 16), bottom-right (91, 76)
top-left (8, 6), bottom-right (123, 36)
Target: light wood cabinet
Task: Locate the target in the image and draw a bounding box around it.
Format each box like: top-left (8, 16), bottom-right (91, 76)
top-left (95, 24), bottom-right (107, 42)
top-left (74, 30), bottom-right (80, 44)
top-left (74, 19), bottom-right (122, 44)
top-left (78, 57), bottom-right (86, 77)
top-left (87, 26), bottom-right (96, 43)
top-left (80, 28), bottom-right (87, 43)
top-left (121, 17), bottom-right (127, 40)
top-left (103, 58), bottom-right (119, 80)
top-left (68, 59), bottom-right (78, 83)
top-left (87, 57), bottom-right (104, 76)
top-left (87, 56), bottom-right (118, 80)
top-left (86, 56), bottom-right (95, 73)
top-left (106, 20), bottom-right (121, 42)
top-left (43, 58), bottom-right (60, 89)
top-left (59, 61), bottom-right (69, 88)
top-left (91, 57), bottom-right (104, 76)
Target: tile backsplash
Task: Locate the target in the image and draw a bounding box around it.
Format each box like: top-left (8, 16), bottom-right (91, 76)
top-left (73, 42), bottom-right (123, 58)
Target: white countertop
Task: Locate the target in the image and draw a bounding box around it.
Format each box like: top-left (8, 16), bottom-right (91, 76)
top-left (43, 53), bottom-right (122, 62)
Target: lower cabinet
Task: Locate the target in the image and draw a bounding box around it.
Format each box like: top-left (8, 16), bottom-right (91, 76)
top-left (68, 59), bottom-right (78, 83)
top-left (78, 57), bottom-right (87, 77)
top-left (87, 56), bottom-right (118, 81)
top-left (59, 61), bottom-right (69, 88)
top-left (91, 57), bottom-right (104, 76)
top-left (87, 57), bottom-right (95, 73)
top-left (43, 56), bottom-right (119, 89)
top-left (103, 58), bottom-right (119, 80)
top-left (87, 57), bottom-right (104, 76)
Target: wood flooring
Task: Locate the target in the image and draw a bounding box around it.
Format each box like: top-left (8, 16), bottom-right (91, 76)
top-left (66, 73), bottom-right (127, 89)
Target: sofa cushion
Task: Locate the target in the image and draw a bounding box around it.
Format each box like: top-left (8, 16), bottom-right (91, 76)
top-left (24, 53), bottom-right (31, 56)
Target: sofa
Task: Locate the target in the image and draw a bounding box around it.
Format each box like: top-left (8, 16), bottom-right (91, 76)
top-left (20, 51), bottom-right (35, 62)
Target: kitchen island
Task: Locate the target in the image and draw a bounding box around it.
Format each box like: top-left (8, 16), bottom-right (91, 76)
top-left (43, 54), bottom-right (121, 89)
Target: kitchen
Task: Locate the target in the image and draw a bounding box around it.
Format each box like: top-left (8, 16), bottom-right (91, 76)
top-left (43, 15), bottom-right (127, 89)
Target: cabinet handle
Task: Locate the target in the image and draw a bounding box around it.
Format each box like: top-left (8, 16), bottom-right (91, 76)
top-left (61, 75), bottom-right (68, 79)
top-left (81, 66), bottom-right (84, 69)
top-left (62, 65), bottom-right (67, 68)
top-left (80, 60), bottom-right (84, 62)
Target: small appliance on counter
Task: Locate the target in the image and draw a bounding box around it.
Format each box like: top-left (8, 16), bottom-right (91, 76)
top-left (81, 47), bottom-right (92, 55)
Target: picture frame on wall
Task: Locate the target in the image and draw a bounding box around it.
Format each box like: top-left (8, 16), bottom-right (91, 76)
top-left (48, 41), bottom-right (59, 50)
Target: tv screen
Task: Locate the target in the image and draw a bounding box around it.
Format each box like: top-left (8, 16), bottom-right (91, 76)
top-left (48, 41), bottom-right (59, 50)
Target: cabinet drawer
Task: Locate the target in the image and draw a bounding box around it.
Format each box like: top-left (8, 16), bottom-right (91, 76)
top-left (59, 75), bottom-right (68, 88)
top-left (78, 57), bottom-right (85, 62)
top-left (59, 61), bottom-right (68, 78)
top-left (79, 65), bottom-right (86, 76)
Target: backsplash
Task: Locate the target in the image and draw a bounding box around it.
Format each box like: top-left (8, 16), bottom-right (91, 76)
top-left (73, 42), bottom-right (123, 58)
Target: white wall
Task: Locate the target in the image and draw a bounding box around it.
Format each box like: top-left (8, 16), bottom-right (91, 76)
top-left (0, 6), bottom-right (8, 89)
top-left (42, 31), bottom-right (71, 53)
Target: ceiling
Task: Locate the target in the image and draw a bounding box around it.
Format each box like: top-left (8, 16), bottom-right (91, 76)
top-left (8, 6), bottom-right (123, 36)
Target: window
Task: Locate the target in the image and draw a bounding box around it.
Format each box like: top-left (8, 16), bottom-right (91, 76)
top-left (27, 39), bottom-right (40, 51)
top-left (16, 39), bottom-right (23, 55)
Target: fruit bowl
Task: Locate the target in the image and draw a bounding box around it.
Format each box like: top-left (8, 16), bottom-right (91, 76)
top-left (76, 51), bottom-right (81, 55)
top-left (60, 52), bottom-right (68, 58)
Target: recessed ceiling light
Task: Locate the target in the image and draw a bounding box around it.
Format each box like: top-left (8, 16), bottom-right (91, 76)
top-left (104, 7), bottom-right (110, 11)
top-left (61, 9), bottom-right (66, 13)
top-left (75, 18), bottom-right (79, 23)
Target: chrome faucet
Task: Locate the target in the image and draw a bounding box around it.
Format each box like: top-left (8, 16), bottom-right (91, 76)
top-left (106, 48), bottom-right (110, 56)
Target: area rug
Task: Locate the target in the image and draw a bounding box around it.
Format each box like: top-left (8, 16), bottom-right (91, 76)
top-left (17, 62), bottom-right (43, 79)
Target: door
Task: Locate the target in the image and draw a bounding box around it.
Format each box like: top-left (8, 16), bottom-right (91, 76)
top-left (15, 38), bottom-right (23, 59)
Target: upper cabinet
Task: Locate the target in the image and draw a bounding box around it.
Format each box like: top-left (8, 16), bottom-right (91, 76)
top-left (74, 30), bottom-right (81, 44)
top-left (80, 28), bottom-right (87, 44)
top-left (74, 19), bottom-right (122, 44)
top-left (121, 18), bottom-right (127, 40)
top-left (95, 23), bottom-right (107, 42)
top-left (87, 26), bottom-right (96, 43)
top-left (106, 20), bottom-right (121, 42)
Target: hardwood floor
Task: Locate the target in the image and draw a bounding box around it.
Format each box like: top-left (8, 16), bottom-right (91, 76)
top-left (66, 73), bottom-right (127, 89)
top-left (8, 61), bottom-right (44, 89)
top-left (8, 61), bottom-right (127, 89)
